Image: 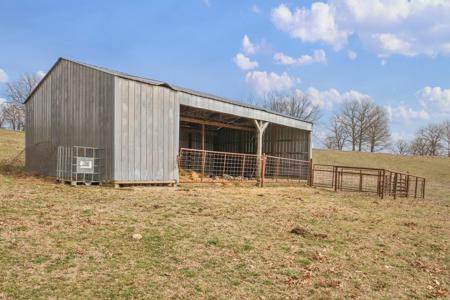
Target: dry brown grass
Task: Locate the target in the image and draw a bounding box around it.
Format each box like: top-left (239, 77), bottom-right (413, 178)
top-left (0, 129), bottom-right (449, 299)
top-left (314, 148), bottom-right (450, 201)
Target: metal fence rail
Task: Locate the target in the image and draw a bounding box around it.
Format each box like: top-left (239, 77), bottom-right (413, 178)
top-left (178, 149), bottom-right (425, 199)
top-left (178, 148), bottom-right (311, 184)
top-left (311, 164), bottom-right (426, 199)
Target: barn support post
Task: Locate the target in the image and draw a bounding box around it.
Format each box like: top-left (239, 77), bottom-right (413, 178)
top-left (201, 124), bottom-right (205, 150)
top-left (254, 120), bottom-right (269, 187)
top-left (308, 159), bottom-right (314, 186)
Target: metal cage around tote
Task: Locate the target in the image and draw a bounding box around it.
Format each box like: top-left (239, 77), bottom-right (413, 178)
top-left (56, 146), bottom-right (104, 185)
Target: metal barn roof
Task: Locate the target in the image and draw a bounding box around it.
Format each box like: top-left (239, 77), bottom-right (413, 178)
top-left (26, 57), bottom-right (313, 129)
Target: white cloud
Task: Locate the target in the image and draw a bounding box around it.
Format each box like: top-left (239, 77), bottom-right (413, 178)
top-left (304, 87), bottom-right (371, 110)
top-left (271, 3), bottom-right (350, 50)
top-left (418, 86), bottom-right (450, 113)
top-left (36, 71), bottom-right (46, 79)
top-left (251, 4), bottom-right (261, 14)
top-left (0, 97), bottom-right (6, 105)
top-left (245, 71), bottom-right (297, 96)
top-left (347, 50), bottom-right (357, 60)
top-left (233, 53), bottom-right (259, 70)
top-left (372, 33), bottom-right (416, 57)
top-left (274, 49), bottom-right (327, 66)
top-left (0, 68), bottom-right (8, 83)
top-left (385, 103), bottom-right (429, 122)
top-left (271, 1), bottom-right (450, 57)
top-left (242, 35), bottom-right (259, 55)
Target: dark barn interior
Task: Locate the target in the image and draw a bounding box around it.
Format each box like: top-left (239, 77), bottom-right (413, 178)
top-left (179, 105), bottom-right (310, 160)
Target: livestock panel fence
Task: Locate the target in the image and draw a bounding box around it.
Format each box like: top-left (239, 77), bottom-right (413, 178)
top-left (311, 164), bottom-right (426, 199)
top-left (177, 148), bottom-right (311, 185)
top-left (177, 148), bottom-right (426, 199)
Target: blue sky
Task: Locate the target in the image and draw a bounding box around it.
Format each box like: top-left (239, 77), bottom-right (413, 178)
top-left (1, 0), bottom-right (449, 144)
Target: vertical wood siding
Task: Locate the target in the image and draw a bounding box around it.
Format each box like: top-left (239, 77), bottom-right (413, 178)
top-left (25, 60), bottom-right (115, 179)
top-left (114, 77), bottom-right (179, 182)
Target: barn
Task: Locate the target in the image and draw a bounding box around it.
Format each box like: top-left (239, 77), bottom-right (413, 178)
top-left (25, 58), bottom-right (312, 185)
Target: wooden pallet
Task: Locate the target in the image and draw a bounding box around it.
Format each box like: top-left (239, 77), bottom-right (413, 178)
top-left (111, 180), bottom-right (177, 188)
top-left (56, 179), bottom-right (102, 186)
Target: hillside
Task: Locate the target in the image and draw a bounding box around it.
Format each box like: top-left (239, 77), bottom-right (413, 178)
top-left (0, 129), bottom-right (449, 298)
top-left (313, 149), bottom-right (450, 201)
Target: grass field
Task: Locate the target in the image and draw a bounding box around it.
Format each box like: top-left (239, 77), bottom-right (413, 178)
top-left (0, 129), bottom-right (449, 299)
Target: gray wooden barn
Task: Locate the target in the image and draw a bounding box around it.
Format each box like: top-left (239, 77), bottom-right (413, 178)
top-left (25, 58), bottom-right (312, 185)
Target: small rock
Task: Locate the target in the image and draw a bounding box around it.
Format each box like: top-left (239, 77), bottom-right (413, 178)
top-left (132, 233), bottom-right (142, 240)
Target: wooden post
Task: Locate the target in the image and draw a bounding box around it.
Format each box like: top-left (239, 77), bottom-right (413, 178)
top-left (381, 169), bottom-right (385, 199)
top-left (254, 120), bottom-right (269, 187)
top-left (308, 159), bottom-right (314, 186)
top-left (201, 124), bottom-right (205, 151)
top-left (261, 154), bottom-right (267, 187)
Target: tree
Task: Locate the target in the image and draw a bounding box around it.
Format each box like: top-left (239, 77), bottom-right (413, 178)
top-left (324, 116), bottom-right (348, 150)
top-left (410, 136), bottom-right (429, 156)
top-left (441, 120), bottom-right (450, 157)
top-left (355, 99), bottom-right (375, 151)
top-left (0, 102), bottom-right (6, 128)
top-left (411, 124), bottom-right (444, 156)
top-left (2, 103), bottom-right (25, 130)
top-left (366, 106), bottom-right (390, 152)
top-left (339, 100), bottom-right (360, 151)
top-left (263, 91), bottom-right (321, 123)
top-left (392, 139), bottom-right (410, 155)
top-left (4, 72), bottom-right (41, 131)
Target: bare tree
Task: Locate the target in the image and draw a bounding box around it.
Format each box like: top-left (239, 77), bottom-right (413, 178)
top-left (410, 136), bottom-right (429, 156)
top-left (392, 139), bottom-right (410, 155)
top-left (366, 106), bottom-right (390, 152)
top-left (339, 100), bottom-right (360, 151)
top-left (412, 124), bottom-right (444, 156)
top-left (355, 99), bottom-right (375, 151)
top-left (441, 120), bottom-right (450, 157)
top-left (2, 103), bottom-right (25, 130)
top-left (0, 102), bottom-right (6, 128)
top-left (4, 72), bottom-right (41, 131)
top-left (263, 91), bottom-right (321, 123)
top-left (324, 116), bottom-right (348, 150)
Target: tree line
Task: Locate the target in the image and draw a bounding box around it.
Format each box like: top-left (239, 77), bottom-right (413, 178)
top-left (323, 99), bottom-right (390, 152)
top-left (262, 91), bottom-right (449, 157)
top-left (262, 91), bottom-right (391, 153)
top-left (393, 121), bottom-right (450, 157)
top-left (0, 73), bottom-right (41, 130)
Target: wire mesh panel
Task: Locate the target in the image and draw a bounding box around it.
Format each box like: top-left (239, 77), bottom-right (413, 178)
top-left (264, 155), bottom-right (310, 182)
top-left (311, 164), bottom-right (335, 188)
top-left (56, 146), bottom-right (104, 185)
top-left (178, 148), bottom-right (259, 182)
top-left (178, 148), bottom-right (311, 184)
top-left (336, 167), bottom-right (382, 195)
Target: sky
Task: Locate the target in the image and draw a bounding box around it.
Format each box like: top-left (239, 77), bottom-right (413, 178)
top-left (1, 0), bottom-right (450, 145)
